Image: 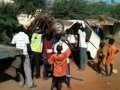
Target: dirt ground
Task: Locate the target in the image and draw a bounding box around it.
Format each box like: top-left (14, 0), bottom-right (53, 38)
top-left (0, 36), bottom-right (120, 90)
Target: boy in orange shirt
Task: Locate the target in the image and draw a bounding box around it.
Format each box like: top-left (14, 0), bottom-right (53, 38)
top-left (105, 39), bottom-right (119, 77)
top-left (48, 44), bottom-right (71, 90)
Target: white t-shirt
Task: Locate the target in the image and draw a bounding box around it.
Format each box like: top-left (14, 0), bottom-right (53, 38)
top-left (11, 32), bottom-right (29, 55)
top-left (78, 29), bottom-right (87, 48)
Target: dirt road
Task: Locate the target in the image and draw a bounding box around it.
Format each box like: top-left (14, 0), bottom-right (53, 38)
top-left (0, 37), bottom-right (120, 90)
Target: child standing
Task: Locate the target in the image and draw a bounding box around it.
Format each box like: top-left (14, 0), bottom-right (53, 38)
top-left (48, 44), bottom-right (71, 90)
top-left (97, 42), bottom-right (105, 74)
top-left (105, 39), bottom-right (119, 77)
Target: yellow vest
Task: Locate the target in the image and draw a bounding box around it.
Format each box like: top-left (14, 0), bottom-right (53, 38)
top-left (30, 33), bottom-right (43, 53)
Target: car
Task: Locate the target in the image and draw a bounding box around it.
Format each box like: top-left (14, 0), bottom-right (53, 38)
top-left (62, 20), bottom-right (100, 59)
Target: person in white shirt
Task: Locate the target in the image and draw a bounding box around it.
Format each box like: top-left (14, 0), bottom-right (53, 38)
top-left (78, 23), bottom-right (88, 70)
top-left (11, 25), bottom-right (36, 88)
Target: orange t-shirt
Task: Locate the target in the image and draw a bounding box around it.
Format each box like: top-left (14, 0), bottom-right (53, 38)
top-left (106, 45), bottom-right (117, 64)
top-left (48, 49), bottom-right (71, 77)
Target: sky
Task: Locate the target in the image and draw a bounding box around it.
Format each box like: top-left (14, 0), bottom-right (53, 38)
top-left (88, 0), bottom-right (120, 3)
top-left (103, 0), bottom-right (120, 3)
top-left (46, 0), bottom-right (120, 4)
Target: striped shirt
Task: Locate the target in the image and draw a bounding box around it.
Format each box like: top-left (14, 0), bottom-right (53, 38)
top-left (11, 32), bottom-right (29, 55)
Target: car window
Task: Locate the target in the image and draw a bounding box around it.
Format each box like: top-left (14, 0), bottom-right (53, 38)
top-left (84, 23), bottom-right (92, 41)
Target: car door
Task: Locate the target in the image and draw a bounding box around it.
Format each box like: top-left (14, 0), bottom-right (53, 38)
top-left (85, 22), bottom-right (100, 59)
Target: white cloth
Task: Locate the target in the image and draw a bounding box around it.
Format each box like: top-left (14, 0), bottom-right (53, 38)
top-left (54, 41), bottom-right (69, 53)
top-left (54, 41), bottom-right (70, 63)
top-left (11, 32), bottom-right (29, 55)
top-left (78, 29), bottom-right (87, 48)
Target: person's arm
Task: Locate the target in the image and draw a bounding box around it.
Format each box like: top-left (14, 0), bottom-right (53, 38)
top-left (62, 48), bottom-right (71, 59)
top-left (11, 44), bottom-right (16, 47)
top-left (25, 34), bottom-right (31, 53)
top-left (11, 35), bottom-right (16, 47)
top-left (85, 30), bottom-right (89, 42)
top-left (48, 55), bottom-right (55, 65)
top-left (27, 44), bottom-right (31, 52)
top-left (85, 36), bottom-right (89, 42)
top-left (61, 38), bottom-right (75, 51)
top-left (77, 30), bottom-right (80, 49)
top-left (65, 48), bottom-right (71, 57)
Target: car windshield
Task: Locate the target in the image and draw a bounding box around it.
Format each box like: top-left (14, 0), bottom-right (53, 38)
top-left (84, 22), bottom-right (92, 41)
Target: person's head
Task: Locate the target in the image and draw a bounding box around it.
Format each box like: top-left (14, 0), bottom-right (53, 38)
top-left (52, 19), bottom-right (64, 34)
top-left (35, 27), bottom-right (42, 34)
top-left (108, 38), bottom-right (115, 45)
top-left (56, 45), bottom-right (63, 53)
top-left (99, 41), bottom-right (105, 49)
top-left (14, 25), bottom-right (25, 33)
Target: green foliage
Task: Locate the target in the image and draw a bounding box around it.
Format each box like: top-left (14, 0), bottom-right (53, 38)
top-left (0, 31), bottom-right (11, 44)
top-left (13, 0), bottom-right (45, 15)
top-left (51, 0), bottom-right (120, 20)
top-left (0, 0), bottom-right (46, 44)
top-left (113, 4), bottom-right (120, 19)
top-left (51, 0), bottom-right (88, 19)
top-left (0, 2), bottom-right (19, 44)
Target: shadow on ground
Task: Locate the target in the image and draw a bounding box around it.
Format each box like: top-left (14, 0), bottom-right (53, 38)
top-left (0, 58), bottom-right (17, 83)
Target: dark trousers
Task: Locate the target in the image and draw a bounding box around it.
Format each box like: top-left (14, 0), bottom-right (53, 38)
top-left (51, 76), bottom-right (70, 90)
top-left (97, 60), bottom-right (103, 73)
top-left (31, 52), bottom-right (41, 78)
top-left (43, 58), bottom-right (52, 79)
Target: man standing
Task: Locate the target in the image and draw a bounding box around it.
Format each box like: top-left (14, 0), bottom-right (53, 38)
top-left (11, 25), bottom-right (36, 88)
top-left (30, 28), bottom-right (43, 79)
top-left (78, 23), bottom-right (88, 70)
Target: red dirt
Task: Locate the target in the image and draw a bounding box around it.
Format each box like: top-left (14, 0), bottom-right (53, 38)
top-left (0, 36), bottom-right (120, 90)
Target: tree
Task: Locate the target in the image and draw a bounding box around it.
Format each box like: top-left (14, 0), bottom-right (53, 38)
top-left (51, 0), bottom-right (120, 20)
top-left (0, 0), bottom-right (46, 44)
top-left (86, 2), bottom-right (114, 18)
top-left (0, 2), bottom-right (19, 44)
top-left (51, 0), bottom-right (88, 19)
top-left (13, 0), bottom-right (45, 15)
top-left (113, 4), bottom-right (120, 19)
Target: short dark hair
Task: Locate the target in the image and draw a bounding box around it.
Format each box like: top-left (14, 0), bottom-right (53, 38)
top-left (99, 41), bottom-right (105, 48)
top-left (15, 25), bottom-right (25, 33)
top-left (56, 45), bottom-right (63, 52)
top-left (108, 38), bottom-right (115, 45)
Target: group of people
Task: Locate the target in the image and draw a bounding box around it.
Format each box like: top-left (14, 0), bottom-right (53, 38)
top-left (97, 39), bottom-right (119, 77)
top-left (78, 23), bottom-right (119, 77)
top-left (11, 21), bottom-right (72, 90)
top-left (11, 26), bottom-right (36, 88)
top-left (11, 21), bottom-right (119, 90)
